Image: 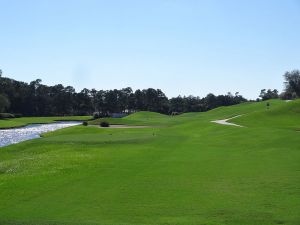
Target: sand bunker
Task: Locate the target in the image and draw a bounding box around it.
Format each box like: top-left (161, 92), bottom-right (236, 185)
top-left (211, 115), bottom-right (243, 127)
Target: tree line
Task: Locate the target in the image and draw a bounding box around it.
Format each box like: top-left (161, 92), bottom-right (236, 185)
top-left (258, 70), bottom-right (300, 101)
top-left (0, 71), bottom-right (246, 116)
top-left (0, 69), bottom-right (299, 117)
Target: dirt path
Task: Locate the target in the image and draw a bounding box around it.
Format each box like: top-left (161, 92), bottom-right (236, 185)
top-left (211, 115), bottom-right (244, 127)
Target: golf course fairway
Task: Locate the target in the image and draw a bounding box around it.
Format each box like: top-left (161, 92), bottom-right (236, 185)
top-left (0, 100), bottom-right (299, 225)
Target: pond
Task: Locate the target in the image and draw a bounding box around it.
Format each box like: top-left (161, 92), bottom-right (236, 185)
top-left (0, 121), bottom-right (81, 147)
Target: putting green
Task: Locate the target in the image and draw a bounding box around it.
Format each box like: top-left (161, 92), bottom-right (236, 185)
top-left (0, 100), bottom-right (299, 225)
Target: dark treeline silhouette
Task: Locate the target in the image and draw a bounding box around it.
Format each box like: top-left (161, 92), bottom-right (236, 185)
top-left (0, 73), bottom-right (246, 116)
top-left (281, 70), bottom-right (300, 99)
top-left (258, 69), bottom-right (300, 101)
top-left (1, 69), bottom-right (299, 117)
top-left (259, 89), bottom-right (279, 101)
top-left (169, 93), bottom-right (245, 113)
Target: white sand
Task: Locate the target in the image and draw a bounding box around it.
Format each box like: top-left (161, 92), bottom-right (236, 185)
top-left (211, 115), bottom-right (244, 127)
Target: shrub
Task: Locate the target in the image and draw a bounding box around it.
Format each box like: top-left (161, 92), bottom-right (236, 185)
top-left (93, 112), bottom-right (100, 119)
top-left (14, 113), bottom-right (22, 118)
top-left (100, 121), bottom-right (110, 127)
top-left (82, 121), bottom-right (88, 126)
top-left (0, 113), bottom-right (15, 119)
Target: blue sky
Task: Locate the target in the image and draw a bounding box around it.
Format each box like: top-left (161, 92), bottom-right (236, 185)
top-left (0, 0), bottom-right (299, 99)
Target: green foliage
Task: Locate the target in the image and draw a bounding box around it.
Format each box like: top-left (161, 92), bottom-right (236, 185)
top-left (169, 92), bottom-right (246, 113)
top-left (0, 94), bottom-right (10, 113)
top-left (259, 89), bottom-right (279, 100)
top-left (0, 113), bottom-right (15, 119)
top-left (93, 112), bottom-right (101, 119)
top-left (82, 121), bottom-right (88, 126)
top-left (283, 69), bottom-right (300, 98)
top-left (100, 121), bottom-right (110, 127)
top-left (13, 113), bottom-right (22, 118)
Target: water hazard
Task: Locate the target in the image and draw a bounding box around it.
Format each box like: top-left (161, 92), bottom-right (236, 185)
top-left (0, 121), bottom-right (81, 147)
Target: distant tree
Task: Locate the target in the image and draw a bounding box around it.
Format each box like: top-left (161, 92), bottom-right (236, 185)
top-left (94, 90), bottom-right (106, 115)
top-left (283, 70), bottom-right (300, 98)
top-left (74, 88), bottom-right (93, 115)
top-left (90, 88), bottom-right (98, 112)
top-left (259, 89), bottom-right (279, 100)
top-left (119, 87), bottom-right (133, 112)
top-left (205, 93), bottom-right (217, 110)
top-left (0, 72), bottom-right (249, 116)
top-left (62, 86), bottom-right (76, 114)
top-left (260, 89), bottom-right (267, 99)
top-left (143, 88), bottom-right (169, 113)
top-left (29, 79), bottom-right (43, 115)
top-left (134, 89), bottom-right (146, 111)
top-left (187, 96), bottom-right (203, 112)
top-left (104, 89), bottom-right (120, 113)
top-left (0, 94), bottom-right (10, 112)
top-left (170, 96), bottom-right (186, 113)
top-left (51, 84), bottom-right (65, 115)
top-left (35, 83), bottom-right (52, 116)
top-left (128, 92), bottom-right (136, 113)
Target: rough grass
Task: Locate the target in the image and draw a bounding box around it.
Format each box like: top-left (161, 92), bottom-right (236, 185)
top-left (0, 100), bottom-right (299, 225)
top-left (0, 116), bottom-right (92, 129)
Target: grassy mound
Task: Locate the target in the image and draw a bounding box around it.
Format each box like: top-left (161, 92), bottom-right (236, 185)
top-left (125, 111), bottom-right (168, 119)
top-left (232, 99), bottom-right (300, 129)
top-left (89, 111), bottom-right (170, 126)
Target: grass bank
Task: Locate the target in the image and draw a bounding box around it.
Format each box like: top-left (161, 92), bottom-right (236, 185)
top-left (0, 116), bottom-right (92, 129)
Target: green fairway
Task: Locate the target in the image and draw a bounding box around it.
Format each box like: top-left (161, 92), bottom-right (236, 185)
top-left (0, 116), bottom-right (92, 129)
top-left (0, 100), bottom-right (299, 225)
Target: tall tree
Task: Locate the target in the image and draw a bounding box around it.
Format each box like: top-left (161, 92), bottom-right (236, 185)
top-left (283, 70), bottom-right (300, 98)
top-left (0, 94), bottom-right (10, 113)
top-left (259, 89), bottom-right (279, 100)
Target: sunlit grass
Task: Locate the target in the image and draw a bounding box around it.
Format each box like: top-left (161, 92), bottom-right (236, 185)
top-left (0, 100), bottom-right (299, 225)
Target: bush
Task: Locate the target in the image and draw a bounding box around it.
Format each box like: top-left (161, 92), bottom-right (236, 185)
top-left (0, 113), bottom-right (15, 119)
top-left (82, 121), bottom-right (88, 126)
top-left (93, 112), bottom-right (100, 119)
top-left (100, 121), bottom-right (110, 127)
top-left (14, 113), bottom-right (22, 118)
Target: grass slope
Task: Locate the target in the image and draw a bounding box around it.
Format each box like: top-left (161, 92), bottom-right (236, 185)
top-left (0, 116), bottom-right (92, 129)
top-left (89, 111), bottom-right (171, 126)
top-left (0, 100), bottom-right (299, 225)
